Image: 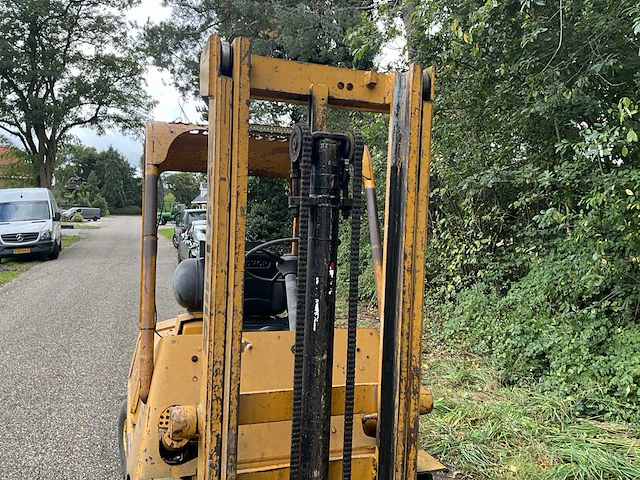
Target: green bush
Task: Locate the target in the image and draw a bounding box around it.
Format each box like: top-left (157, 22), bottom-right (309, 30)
top-left (70, 213), bottom-right (84, 222)
top-left (90, 193), bottom-right (110, 216)
top-left (111, 206), bottom-right (142, 215)
top-left (431, 178), bottom-right (640, 422)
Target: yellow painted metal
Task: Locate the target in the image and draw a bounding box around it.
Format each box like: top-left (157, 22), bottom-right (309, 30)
top-left (199, 34), bottom-right (233, 480)
top-left (250, 55), bottom-right (394, 113)
top-left (139, 161), bottom-right (159, 404)
top-left (237, 384), bottom-right (378, 425)
top-left (220, 36), bottom-right (252, 478)
top-left (168, 405), bottom-right (198, 440)
top-left (310, 83), bottom-right (329, 131)
top-left (126, 334), bottom-right (203, 479)
top-left (376, 64), bottom-right (433, 479)
top-left (417, 450), bottom-right (446, 474)
top-left (125, 328), bottom-right (382, 479)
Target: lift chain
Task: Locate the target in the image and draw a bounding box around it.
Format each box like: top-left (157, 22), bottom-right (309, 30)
top-left (289, 125), bottom-right (312, 478)
top-left (342, 132), bottom-right (364, 480)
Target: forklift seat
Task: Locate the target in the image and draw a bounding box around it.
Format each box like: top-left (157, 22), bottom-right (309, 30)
top-left (243, 246), bottom-right (289, 331)
top-left (172, 245), bottom-right (290, 331)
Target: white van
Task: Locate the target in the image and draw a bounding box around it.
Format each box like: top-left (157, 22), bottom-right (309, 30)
top-left (0, 188), bottom-right (62, 263)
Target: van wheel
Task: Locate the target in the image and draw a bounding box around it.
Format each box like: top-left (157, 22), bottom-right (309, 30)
top-left (48, 240), bottom-right (60, 260)
top-left (93, 217), bottom-right (98, 222)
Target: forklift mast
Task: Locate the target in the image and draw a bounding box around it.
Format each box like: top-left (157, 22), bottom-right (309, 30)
top-left (132, 34), bottom-right (437, 480)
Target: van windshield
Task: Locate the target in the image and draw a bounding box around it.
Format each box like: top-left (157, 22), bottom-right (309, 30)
top-left (0, 201), bottom-right (50, 222)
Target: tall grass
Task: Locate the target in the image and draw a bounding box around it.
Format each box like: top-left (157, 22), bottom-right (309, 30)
top-left (420, 350), bottom-right (640, 479)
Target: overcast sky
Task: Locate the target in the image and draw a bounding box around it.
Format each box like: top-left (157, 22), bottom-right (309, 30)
top-left (68, 0), bottom-right (406, 167)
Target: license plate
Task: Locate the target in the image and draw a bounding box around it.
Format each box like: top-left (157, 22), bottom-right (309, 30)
top-left (13, 248), bottom-right (31, 254)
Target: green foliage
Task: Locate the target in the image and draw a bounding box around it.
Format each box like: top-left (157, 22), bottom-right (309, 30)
top-left (0, 0), bottom-right (154, 187)
top-left (70, 213), bottom-right (84, 223)
top-left (144, 0), bottom-right (378, 97)
top-left (163, 193), bottom-right (177, 212)
top-left (163, 173), bottom-right (200, 205)
top-left (339, 0), bottom-right (640, 422)
top-left (111, 205), bottom-right (142, 215)
top-left (59, 144), bottom-right (141, 211)
top-left (90, 194), bottom-right (110, 216)
top-left (245, 177), bottom-right (292, 241)
top-left (0, 146), bottom-right (36, 188)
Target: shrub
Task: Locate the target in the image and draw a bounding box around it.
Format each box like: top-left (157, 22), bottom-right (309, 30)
top-left (90, 193), bottom-right (110, 216)
top-left (111, 206), bottom-right (142, 215)
top-left (70, 213), bottom-right (84, 222)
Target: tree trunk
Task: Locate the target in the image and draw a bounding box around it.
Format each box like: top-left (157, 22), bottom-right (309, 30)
top-left (34, 125), bottom-right (52, 188)
top-left (402, 2), bottom-right (416, 63)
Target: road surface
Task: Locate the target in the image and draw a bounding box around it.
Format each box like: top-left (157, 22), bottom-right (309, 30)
top-left (0, 216), bottom-right (181, 479)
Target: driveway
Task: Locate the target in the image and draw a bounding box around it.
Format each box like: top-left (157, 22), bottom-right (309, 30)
top-left (0, 216), bottom-right (181, 479)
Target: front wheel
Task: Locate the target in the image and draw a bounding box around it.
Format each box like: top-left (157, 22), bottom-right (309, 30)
top-left (160, 217), bottom-right (167, 225)
top-left (118, 400), bottom-right (128, 478)
top-left (172, 233), bottom-right (179, 248)
top-left (93, 217), bottom-right (98, 222)
top-left (48, 240), bottom-right (60, 260)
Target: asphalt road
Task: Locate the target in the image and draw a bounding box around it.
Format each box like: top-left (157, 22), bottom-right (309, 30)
top-left (0, 216), bottom-right (181, 479)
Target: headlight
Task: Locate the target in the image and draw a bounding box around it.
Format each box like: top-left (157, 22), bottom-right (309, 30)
top-left (41, 230), bottom-right (51, 240)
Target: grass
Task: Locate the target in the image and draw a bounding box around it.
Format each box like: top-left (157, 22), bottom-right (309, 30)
top-left (71, 223), bottom-right (101, 230)
top-left (62, 233), bottom-right (82, 248)
top-left (0, 234), bottom-right (83, 286)
top-left (0, 257), bottom-right (38, 286)
top-left (419, 346), bottom-right (640, 479)
top-left (158, 226), bottom-right (174, 241)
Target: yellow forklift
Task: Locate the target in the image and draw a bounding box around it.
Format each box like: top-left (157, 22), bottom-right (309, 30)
top-left (120, 34), bottom-right (442, 479)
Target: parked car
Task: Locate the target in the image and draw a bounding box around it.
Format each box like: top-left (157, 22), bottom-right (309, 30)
top-left (172, 208), bottom-right (205, 248)
top-left (177, 220), bottom-right (206, 263)
top-left (62, 206), bottom-right (101, 221)
top-left (0, 188), bottom-right (62, 262)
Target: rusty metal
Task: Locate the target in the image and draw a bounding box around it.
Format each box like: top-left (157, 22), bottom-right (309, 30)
top-left (138, 161), bottom-right (159, 404)
top-left (377, 64), bottom-right (433, 480)
top-left (168, 405), bottom-right (198, 440)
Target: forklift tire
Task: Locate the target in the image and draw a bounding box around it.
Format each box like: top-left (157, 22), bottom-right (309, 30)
top-left (118, 400), bottom-right (128, 479)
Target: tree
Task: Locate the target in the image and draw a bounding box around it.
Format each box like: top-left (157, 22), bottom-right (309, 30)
top-left (359, 0), bottom-right (640, 419)
top-left (0, 0), bottom-right (155, 188)
top-left (143, 0), bottom-right (379, 97)
top-left (57, 144), bottom-right (142, 209)
top-left (164, 172), bottom-right (201, 205)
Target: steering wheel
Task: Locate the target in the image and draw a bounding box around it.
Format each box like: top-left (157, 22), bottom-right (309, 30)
top-left (244, 237), bottom-right (298, 281)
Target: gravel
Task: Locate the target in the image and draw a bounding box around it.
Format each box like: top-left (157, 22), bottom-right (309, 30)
top-left (0, 216), bottom-right (181, 479)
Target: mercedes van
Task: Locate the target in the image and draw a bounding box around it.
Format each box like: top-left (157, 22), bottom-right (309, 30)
top-left (0, 188), bottom-right (62, 262)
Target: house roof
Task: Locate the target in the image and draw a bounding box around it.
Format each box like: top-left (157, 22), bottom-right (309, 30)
top-left (0, 146), bottom-right (21, 166)
top-left (192, 193), bottom-right (206, 204)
